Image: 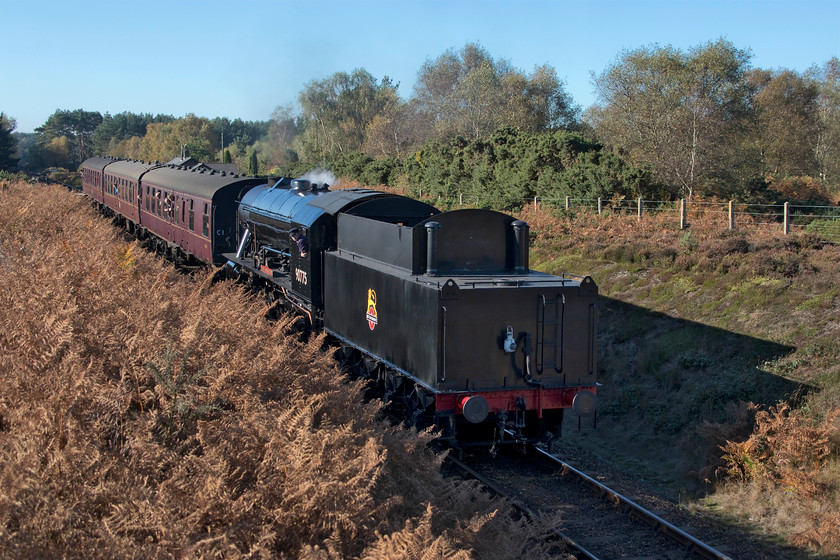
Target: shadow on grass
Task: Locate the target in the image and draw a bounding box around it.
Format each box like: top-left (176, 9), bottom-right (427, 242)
top-left (563, 296), bottom-right (804, 490)
top-left (559, 297), bottom-right (820, 558)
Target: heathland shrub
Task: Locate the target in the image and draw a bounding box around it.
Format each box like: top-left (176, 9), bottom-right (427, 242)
top-left (716, 405), bottom-right (840, 553)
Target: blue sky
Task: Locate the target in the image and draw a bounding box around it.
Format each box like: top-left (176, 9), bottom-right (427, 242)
top-left (2, 0), bottom-right (838, 133)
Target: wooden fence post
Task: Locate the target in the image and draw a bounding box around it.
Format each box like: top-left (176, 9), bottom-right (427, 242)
top-left (680, 199), bottom-right (686, 230)
top-left (598, 197), bottom-right (602, 215)
top-left (638, 197), bottom-right (643, 220)
top-left (459, 193), bottom-right (463, 206)
top-left (534, 196), bottom-right (538, 211)
top-left (784, 202), bottom-right (790, 234)
top-left (565, 196), bottom-right (570, 210)
top-left (729, 200), bottom-right (734, 230)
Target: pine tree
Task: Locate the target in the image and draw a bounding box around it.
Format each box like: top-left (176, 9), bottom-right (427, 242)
top-left (0, 113), bottom-right (19, 171)
top-left (248, 150), bottom-right (258, 176)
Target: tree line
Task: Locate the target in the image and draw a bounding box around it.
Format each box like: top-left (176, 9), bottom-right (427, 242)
top-left (3, 40), bottom-right (838, 210)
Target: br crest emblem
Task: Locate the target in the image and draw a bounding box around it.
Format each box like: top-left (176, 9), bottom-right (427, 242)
top-left (366, 289), bottom-right (378, 331)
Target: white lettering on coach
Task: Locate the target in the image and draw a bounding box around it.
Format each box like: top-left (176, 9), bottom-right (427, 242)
top-left (295, 268), bottom-right (308, 285)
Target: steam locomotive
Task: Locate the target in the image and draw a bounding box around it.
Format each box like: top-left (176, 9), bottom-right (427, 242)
top-left (81, 156), bottom-right (598, 448)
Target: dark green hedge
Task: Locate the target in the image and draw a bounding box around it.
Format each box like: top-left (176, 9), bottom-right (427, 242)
top-left (275, 127), bottom-right (669, 211)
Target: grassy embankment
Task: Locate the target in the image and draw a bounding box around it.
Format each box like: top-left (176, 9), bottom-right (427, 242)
top-left (0, 179), bottom-right (564, 559)
top-left (518, 204), bottom-right (840, 555)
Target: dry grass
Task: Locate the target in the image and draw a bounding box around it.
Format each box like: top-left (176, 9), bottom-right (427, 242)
top-left (713, 405), bottom-right (840, 553)
top-left (513, 202), bottom-right (840, 556)
top-left (0, 181), bottom-right (562, 559)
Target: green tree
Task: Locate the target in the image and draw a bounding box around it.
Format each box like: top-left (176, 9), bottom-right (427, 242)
top-left (297, 69), bottom-right (399, 161)
top-left (413, 43), bottom-right (578, 142)
top-left (91, 112), bottom-right (174, 156)
top-left (126, 114), bottom-right (216, 162)
top-left (213, 116), bottom-right (270, 165)
top-left (11, 132), bottom-right (37, 169)
top-left (33, 136), bottom-right (72, 169)
top-left (588, 39), bottom-right (752, 199)
top-left (35, 109), bottom-right (103, 167)
top-left (248, 149), bottom-right (259, 176)
top-left (807, 57), bottom-right (840, 190)
top-left (361, 91), bottom-right (418, 159)
top-left (0, 113), bottom-right (19, 171)
top-left (399, 127), bottom-right (660, 211)
top-left (749, 69), bottom-right (820, 178)
top-left (212, 117), bottom-right (269, 147)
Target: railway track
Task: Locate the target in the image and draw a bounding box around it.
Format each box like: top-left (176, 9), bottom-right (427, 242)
top-left (445, 443), bottom-right (738, 560)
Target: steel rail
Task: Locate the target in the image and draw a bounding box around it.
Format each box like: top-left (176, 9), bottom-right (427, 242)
top-left (532, 445), bottom-right (734, 560)
top-left (444, 453), bottom-right (600, 560)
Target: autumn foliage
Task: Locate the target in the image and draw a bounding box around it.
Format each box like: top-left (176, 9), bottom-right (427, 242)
top-left (767, 175), bottom-right (836, 205)
top-left (0, 180), bottom-right (556, 559)
top-left (716, 405), bottom-right (840, 552)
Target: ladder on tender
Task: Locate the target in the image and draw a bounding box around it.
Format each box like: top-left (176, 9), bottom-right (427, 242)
top-left (536, 293), bottom-right (565, 375)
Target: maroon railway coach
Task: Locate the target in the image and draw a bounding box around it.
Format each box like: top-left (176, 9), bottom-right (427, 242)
top-left (101, 159), bottom-right (158, 227)
top-left (81, 158), bottom-right (263, 265)
top-left (137, 165), bottom-right (263, 264)
top-left (80, 156), bottom-right (114, 204)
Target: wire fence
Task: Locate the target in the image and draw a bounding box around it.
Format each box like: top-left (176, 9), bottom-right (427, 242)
top-left (430, 193), bottom-right (840, 243)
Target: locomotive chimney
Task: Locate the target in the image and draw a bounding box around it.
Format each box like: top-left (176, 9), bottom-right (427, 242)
top-left (425, 221), bottom-right (441, 276)
top-left (512, 220), bottom-right (529, 273)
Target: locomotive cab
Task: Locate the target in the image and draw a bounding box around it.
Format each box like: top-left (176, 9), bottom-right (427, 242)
top-left (231, 181), bottom-right (438, 316)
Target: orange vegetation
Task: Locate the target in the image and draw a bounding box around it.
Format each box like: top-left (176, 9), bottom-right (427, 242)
top-left (0, 180), bottom-right (559, 559)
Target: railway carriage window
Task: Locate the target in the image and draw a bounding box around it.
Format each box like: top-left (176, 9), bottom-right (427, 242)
top-left (202, 203), bottom-right (209, 237)
top-left (146, 186), bottom-right (150, 211)
top-left (189, 200), bottom-right (195, 231)
top-left (181, 201), bottom-right (186, 224)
